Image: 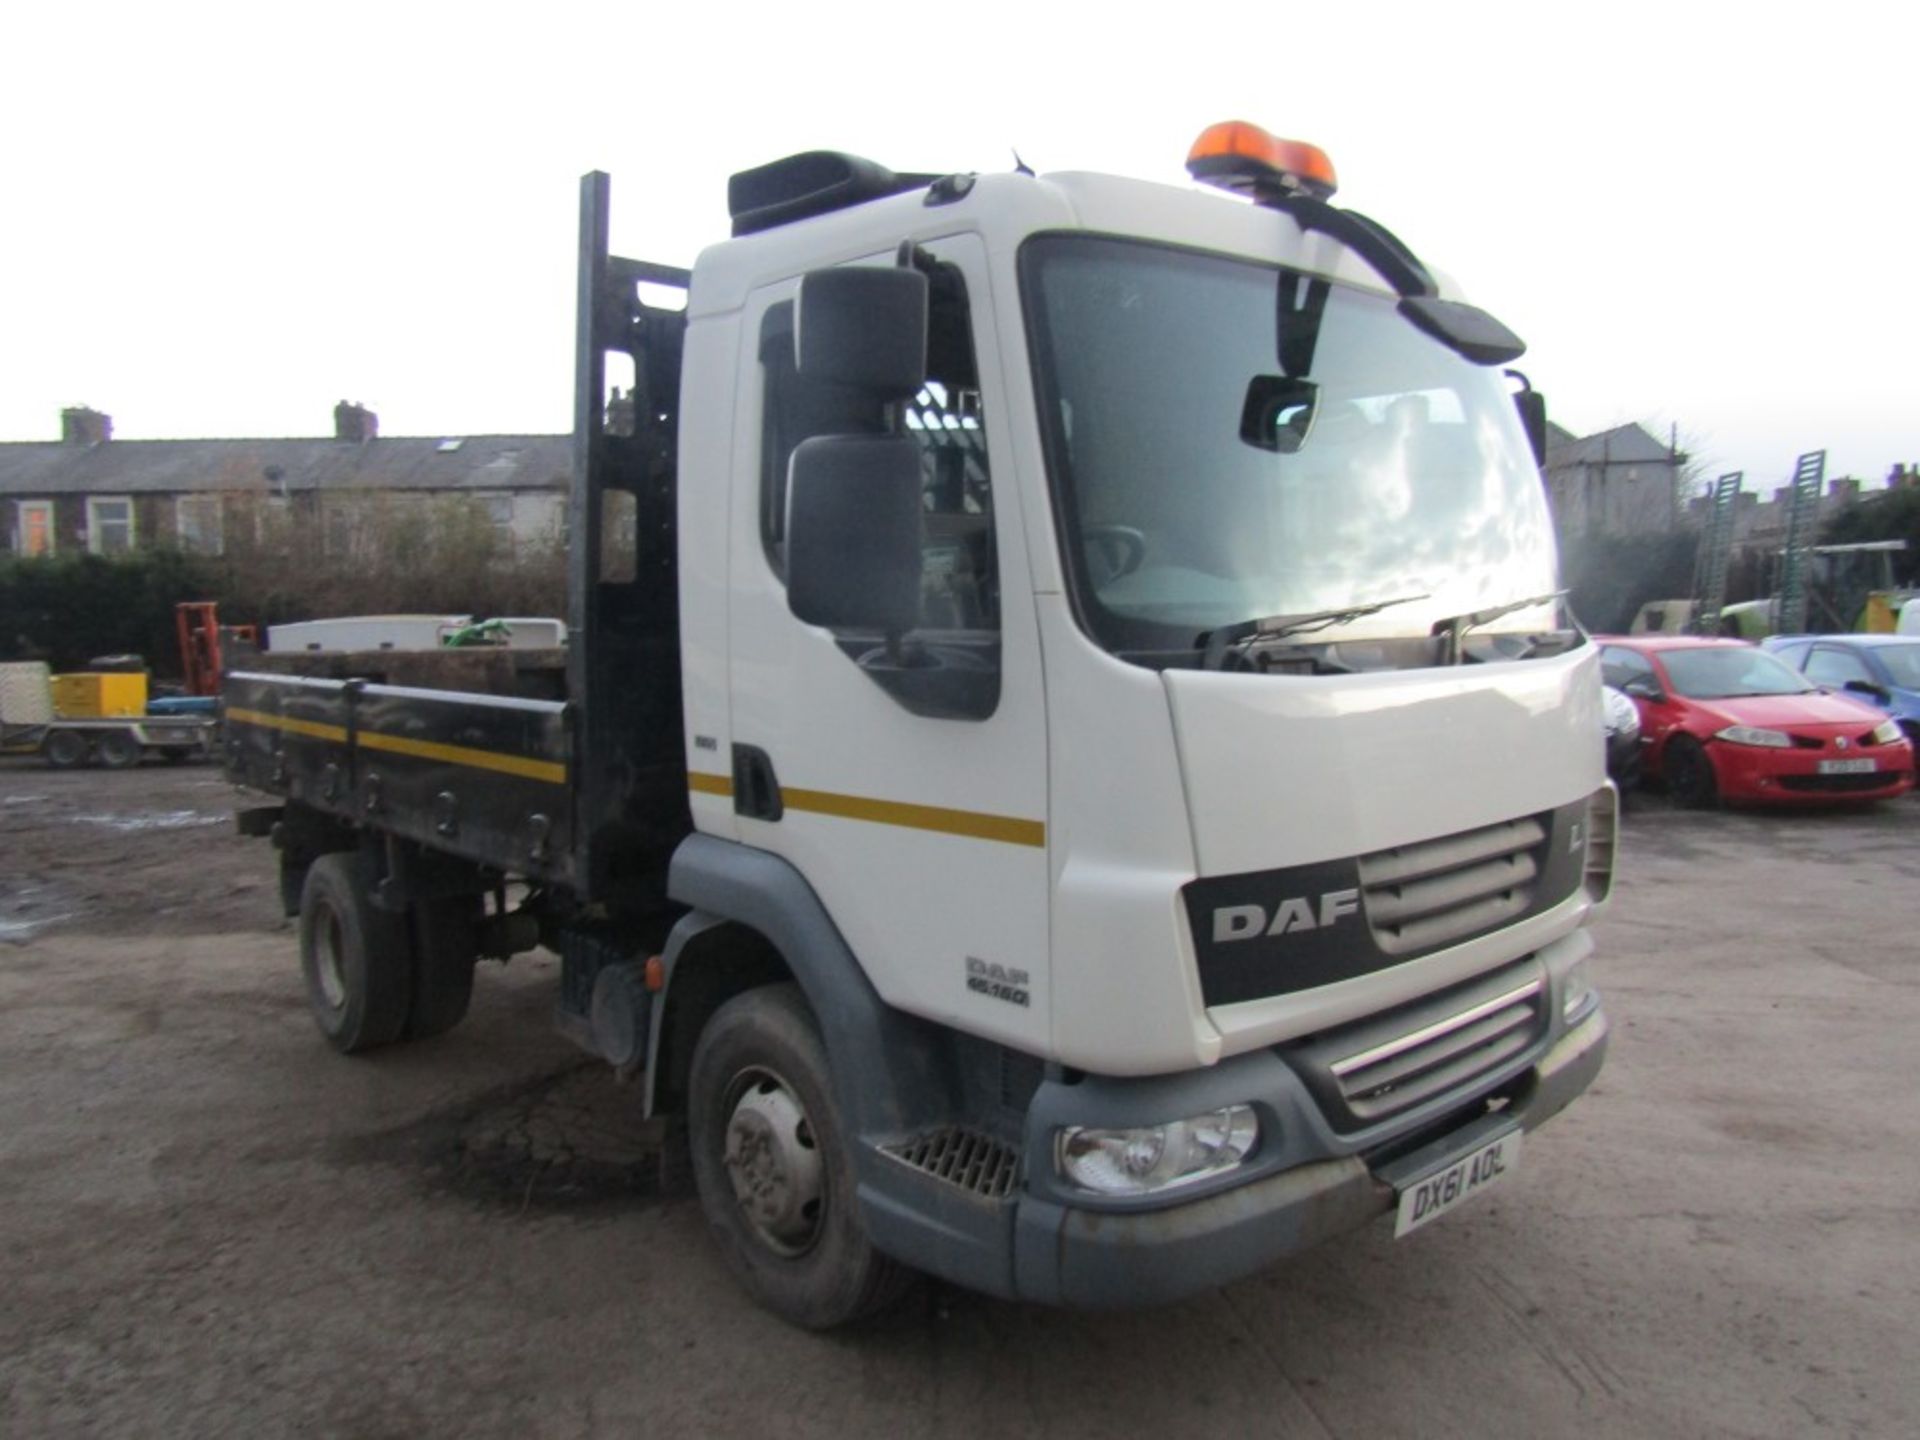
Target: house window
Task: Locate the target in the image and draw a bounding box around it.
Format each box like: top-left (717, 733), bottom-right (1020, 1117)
top-left (87, 496), bottom-right (135, 554)
top-left (323, 500), bottom-right (357, 559)
top-left (15, 500), bottom-right (54, 556)
top-left (478, 493), bottom-right (515, 550)
top-left (176, 495), bottom-right (224, 555)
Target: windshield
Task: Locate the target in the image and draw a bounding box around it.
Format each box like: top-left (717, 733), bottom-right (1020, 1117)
top-left (1661, 648), bottom-right (1815, 700)
top-left (1021, 235), bottom-right (1560, 664)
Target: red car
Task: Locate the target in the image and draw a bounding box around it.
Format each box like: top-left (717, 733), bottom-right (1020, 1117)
top-left (1597, 636), bottom-right (1914, 807)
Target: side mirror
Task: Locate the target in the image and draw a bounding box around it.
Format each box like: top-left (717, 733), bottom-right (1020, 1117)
top-left (1513, 389), bottom-right (1548, 468)
top-left (1503, 370), bottom-right (1548, 468)
top-left (795, 267), bottom-right (928, 396)
top-left (786, 435), bottom-right (923, 633)
top-left (1622, 676), bottom-right (1664, 701)
top-left (1844, 678), bottom-right (1892, 703)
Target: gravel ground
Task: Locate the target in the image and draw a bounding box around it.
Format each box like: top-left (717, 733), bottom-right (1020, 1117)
top-left (2, 758), bottom-right (1917, 1438)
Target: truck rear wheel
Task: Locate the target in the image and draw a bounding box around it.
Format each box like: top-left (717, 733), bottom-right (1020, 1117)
top-left (687, 983), bottom-right (912, 1329)
top-left (406, 895), bottom-right (479, 1039)
top-left (298, 853), bottom-right (411, 1053)
top-left (43, 730), bottom-right (88, 769)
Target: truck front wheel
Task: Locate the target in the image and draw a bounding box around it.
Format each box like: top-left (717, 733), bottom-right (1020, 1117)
top-left (687, 984), bottom-right (911, 1328)
top-left (298, 853), bottom-right (411, 1053)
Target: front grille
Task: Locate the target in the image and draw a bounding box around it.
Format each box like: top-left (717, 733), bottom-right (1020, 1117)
top-left (884, 1128), bottom-right (1020, 1199)
top-left (1277, 958), bottom-right (1549, 1132)
top-left (1358, 816), bottom-right (1549, 955)
top-left (1331, 978), bottom-right (1544, 1123)
top-left (1779, 770), bottom-right (1908, 794)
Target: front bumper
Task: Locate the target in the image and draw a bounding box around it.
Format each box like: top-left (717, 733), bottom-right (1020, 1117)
top-left (1705, 737), bottom-right (1913, 803)
top-left (856, 934), bottom-right (1609, 1308)
top-left (1013, 1003), bottom-right (1607, 1307)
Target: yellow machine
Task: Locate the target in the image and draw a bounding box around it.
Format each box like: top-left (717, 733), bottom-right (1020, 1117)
top-left (50, 672), bottom-right (149, 718)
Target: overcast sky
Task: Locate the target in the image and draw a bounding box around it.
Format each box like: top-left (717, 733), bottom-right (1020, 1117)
top-left (3, 2), bottom-right (1914, 494)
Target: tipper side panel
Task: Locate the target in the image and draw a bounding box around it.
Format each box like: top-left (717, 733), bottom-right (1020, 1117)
top-left (225, 671), bottom-right (575, 886)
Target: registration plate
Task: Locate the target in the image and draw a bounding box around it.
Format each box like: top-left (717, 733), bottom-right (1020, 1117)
top-left (1818, 758), bottom-right (1876, 775)
top-left (1394, 1128), bottom-right (1522, 1238)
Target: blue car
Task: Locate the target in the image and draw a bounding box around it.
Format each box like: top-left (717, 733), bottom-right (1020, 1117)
top-left (1761, 634), bottom-right (1920, 743)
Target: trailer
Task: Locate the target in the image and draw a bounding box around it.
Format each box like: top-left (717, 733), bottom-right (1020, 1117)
top-left (227, 123), bottom-right (1614, 1328)
top-left (1, 661), bottom-right (213, 768)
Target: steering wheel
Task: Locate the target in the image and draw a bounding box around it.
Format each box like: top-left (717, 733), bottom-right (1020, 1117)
top-left (1083, 526), bottom-right (1147, 584)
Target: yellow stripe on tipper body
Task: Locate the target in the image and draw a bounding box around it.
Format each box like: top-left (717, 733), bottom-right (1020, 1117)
top-left (686, 770), bottom-right (1043, 848)
top-left (225, 707), bottom-right (347, 744)
top-left (226, 706), bottom-right (567, 786)
top-left (356, 730), bottom-right (567, 786)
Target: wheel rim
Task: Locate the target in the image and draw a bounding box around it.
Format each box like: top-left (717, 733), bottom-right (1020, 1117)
top-left (314, 906), bottom-right (348, 1011)
top-left (721, 1066), bottom-right (825, 1257)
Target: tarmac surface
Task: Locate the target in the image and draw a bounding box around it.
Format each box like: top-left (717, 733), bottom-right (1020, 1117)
top-left (2, 759), bottom-right (1917, 1438)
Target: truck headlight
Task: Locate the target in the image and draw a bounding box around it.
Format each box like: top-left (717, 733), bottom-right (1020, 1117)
top-left (1056, 1106), bottom-right (1259, 1196)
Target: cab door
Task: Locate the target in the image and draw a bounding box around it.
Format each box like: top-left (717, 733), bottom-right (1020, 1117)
top-left (720, 233), bottom-right (1052, 1053)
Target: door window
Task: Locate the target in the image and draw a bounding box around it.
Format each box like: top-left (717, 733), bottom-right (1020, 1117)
top-left (1804, 646), bottom-right (1873, 689)
top-left (758, 256), bottom-right (998, 637)
top-left (1600, 646), bottom-right (1658, 694)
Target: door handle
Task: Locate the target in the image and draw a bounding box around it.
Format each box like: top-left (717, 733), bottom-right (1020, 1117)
top-left (731, 744), bottom-right (784, 822)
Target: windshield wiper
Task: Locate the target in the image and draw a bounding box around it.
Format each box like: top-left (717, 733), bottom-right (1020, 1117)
top-left (1431, 590), bottom-right (1572, 664)
top-left (1198, 594), bottom-right (1430, 671)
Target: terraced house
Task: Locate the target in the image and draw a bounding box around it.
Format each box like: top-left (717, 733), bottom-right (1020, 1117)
top-left (1, 403), bottom-right (568, 560)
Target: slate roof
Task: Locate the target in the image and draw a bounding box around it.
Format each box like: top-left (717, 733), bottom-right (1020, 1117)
top-left (0, 434), bottom-right (570, 497)
top-left (1545, 422), bottom-right (1673, 469)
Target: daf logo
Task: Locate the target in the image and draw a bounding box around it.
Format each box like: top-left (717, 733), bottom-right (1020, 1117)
top-left (1213, 889), bottom-right (1360, 944)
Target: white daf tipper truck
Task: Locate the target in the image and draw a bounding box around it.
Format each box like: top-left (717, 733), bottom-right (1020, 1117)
top-left (225, 120), bottom-right (1614, 1328)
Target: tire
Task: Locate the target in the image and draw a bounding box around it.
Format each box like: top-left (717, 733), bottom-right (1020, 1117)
top-left (95, 730), bottom-right (142, 770)
top-left (688, 984), bottom-right (913, 1329)
top-left (42, 730), bottom-right (89, 769)
top-left (1664, 735), bottom-right (1719, 809)
top-left (298, 853), bottom-right (412, 1053)
top-left (405, 895), bottom-right (479, 1040)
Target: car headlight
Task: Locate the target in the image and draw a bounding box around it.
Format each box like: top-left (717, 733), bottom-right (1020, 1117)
top-left (1715, 725), bottom-right (1792, 748)
top-left (1057, 1106), bottom-right (1259, 1196)
top-left (1871, 719), bottom-right (1904, 747)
